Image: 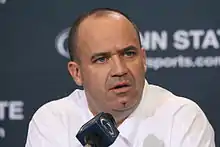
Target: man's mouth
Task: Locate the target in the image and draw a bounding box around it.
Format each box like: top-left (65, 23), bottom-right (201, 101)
top-left (109, 82), bottom-right (131, 93)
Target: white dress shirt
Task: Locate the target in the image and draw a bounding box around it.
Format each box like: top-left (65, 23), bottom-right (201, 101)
top-left (25, 81), bottom-right (216, 147)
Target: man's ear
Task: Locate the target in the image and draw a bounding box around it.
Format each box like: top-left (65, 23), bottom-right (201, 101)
top-left (141, 48), bottom-right (147, 72)
top-left (67, 61), bottom-right (83, 86)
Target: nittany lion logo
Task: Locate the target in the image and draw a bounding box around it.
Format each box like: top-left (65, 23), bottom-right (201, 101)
top-left (55, 28), bottom-right (71, 59)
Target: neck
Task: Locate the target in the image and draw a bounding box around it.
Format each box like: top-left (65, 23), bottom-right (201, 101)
top-left (88, 103), bottom-right (129, 127)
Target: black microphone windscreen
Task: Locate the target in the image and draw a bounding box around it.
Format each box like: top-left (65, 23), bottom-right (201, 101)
top-left (76, 112), bottom-right (119, 147)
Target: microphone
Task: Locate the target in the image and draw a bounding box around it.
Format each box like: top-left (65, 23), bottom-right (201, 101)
top-left (76, 112), bottom-right (119, 147)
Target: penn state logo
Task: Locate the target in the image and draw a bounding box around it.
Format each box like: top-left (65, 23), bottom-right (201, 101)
top-left (100, 117), bottom-right (116, 137)
top-left (55, 27), bottom-right (71, 59)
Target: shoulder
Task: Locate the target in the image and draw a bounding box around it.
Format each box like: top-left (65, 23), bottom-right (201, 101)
top-left (147, 84), bottom-right (215, 142)
top-left (149, 85), bottom-right (217, 146)
top-left (31, 89), bottom-right (86, 122)
top-left (147, 84), bottom-right (207, 117)
top-left (25, 89), bottom-right (86, 146)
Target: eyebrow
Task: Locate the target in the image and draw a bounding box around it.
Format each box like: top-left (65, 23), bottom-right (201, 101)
top-left (91, 52), bottom-right (111, 61)
top-left (91, 45), bottom-right (138, 61)
top-left (119, 45), bottom-right (138, 54)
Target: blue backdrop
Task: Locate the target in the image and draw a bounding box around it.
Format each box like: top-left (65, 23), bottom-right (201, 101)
top-left (0, 0), bottom-right (219, 146)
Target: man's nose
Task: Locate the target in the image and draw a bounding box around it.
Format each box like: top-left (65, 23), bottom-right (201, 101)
top-left (110, 55), bottom-right (128, 77)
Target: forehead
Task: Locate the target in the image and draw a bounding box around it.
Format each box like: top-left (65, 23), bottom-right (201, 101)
top-left (76, 13), bottom-right (140, 55)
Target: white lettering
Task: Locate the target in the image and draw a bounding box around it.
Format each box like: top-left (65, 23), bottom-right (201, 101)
top-left (202, 29), bottom-right (219, 49)
top-left (189, 30), bottom-right (205, 49)
top-left (173, 30), bottom-right (190, 50)
top-left (151, 31), bottom-right (168, 50)
top-left (147, 56), bottom-right (220, 70)
top-left (140, 31), bottom-right (150, 50)
top-left (140, 31), bottom-right (168, 50)
top-left (9, 101), bottom-right (24, 120)
top-left (0, 101), bottom-right (24, 120)
top-left (0, 101), bottom-right (8, 120)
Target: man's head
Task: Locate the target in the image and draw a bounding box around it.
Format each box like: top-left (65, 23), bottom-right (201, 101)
top-left (67, 8), bottom-right (147, 124)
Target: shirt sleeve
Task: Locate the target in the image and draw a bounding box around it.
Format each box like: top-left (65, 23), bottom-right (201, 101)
top-left (170, 101), bottom-right (216, 147)
top-left (25, 103), bottom-right (69, 147)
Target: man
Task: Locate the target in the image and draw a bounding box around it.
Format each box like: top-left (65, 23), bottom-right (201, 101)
top-left (25, 8), bottom-right (215, 147)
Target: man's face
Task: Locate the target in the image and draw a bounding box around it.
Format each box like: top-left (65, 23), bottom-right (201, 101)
top-left (69, 14), bottom-right (146, 122)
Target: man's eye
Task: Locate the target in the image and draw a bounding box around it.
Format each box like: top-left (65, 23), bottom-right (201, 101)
top-left (94, 57), bottom-right (108, 63)
top-left (124, 51), bottom-right (136, 57)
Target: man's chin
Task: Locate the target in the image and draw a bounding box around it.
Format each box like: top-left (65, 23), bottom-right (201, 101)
top-left (112, 101), bottom-right (138, 112)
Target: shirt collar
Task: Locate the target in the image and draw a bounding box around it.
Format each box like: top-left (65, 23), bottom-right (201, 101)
top-left (117, 79), bottom-right (150, 143)
top-left (118, 79), bottom-right (170, 145)
top-left (81, 79), bottom-right (157, 144)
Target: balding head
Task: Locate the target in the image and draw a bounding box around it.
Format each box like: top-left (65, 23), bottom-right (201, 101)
top-left (68, 8), bottom-right (141, 62)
